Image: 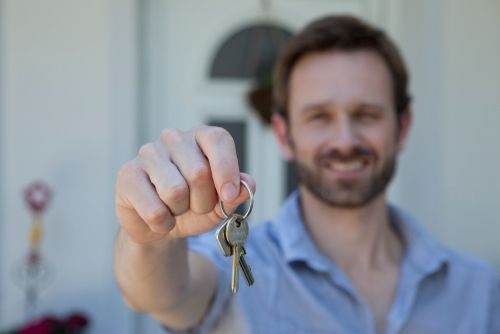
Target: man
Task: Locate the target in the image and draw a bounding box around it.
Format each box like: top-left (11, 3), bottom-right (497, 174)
top-left (114, 16), bottom-right (500, 333)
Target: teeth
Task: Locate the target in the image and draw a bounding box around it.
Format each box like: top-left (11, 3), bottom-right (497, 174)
top-left (331, 160), bottom-right (364, 172)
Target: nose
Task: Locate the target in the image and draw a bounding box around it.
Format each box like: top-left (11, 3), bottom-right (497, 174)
top-left (330, 113), bottom-right (360, 154)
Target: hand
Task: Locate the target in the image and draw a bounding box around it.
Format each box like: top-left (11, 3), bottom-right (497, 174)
top-left (115, 126), bottom-right (256, 244)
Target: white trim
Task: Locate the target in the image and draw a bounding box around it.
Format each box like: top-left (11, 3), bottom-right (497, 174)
top-left (108, 0), bottom-right (141, 333)
top-left (0, 0), bottom-right (5, 322)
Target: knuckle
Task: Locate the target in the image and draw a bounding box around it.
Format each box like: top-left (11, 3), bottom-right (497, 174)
top-left (117, 160), bottom-right (139, 182)
top-left (204, 127), bottom-right (232, 144)
top-left (144, 206), bottom-right (168, 226)
top-left (160, 128), bottom-right (183, 145)
top-left (138, 143), bottom-right (156, 159)
top-left (162, 183), bottom-right (189, 204)
top-left (186, 165), bottom-right (211, 185)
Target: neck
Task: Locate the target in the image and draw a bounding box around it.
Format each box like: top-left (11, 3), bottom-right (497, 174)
top-left (299, 186), bottom-right (403, 275)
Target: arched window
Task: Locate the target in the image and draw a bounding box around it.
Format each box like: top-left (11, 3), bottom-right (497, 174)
top-left (210, 23), bottom-right (292, 80)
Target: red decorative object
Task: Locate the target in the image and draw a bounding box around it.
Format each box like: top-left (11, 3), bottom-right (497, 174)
top-left (64, 313), bottom-right (89, 331)
top-left (24, 182), bottom-right (52, 215)
top-left (19, 316), bottom-right (62, 334)
top-left (28, 250), bottom-right (41, 265)
top-left (14, 181), bottom-right (54, 321)
top-left (13, 312), bottom-right (90, 334)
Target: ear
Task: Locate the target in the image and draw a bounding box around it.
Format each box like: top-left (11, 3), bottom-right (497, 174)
top-left (396, 108), bottom-right (412, 152)
top-left (271, 113), bottom-right (295, 161)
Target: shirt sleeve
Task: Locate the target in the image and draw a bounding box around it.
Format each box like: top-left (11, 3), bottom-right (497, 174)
top-left (489, 276), bottom-right (500, 334)
top-left (162, 231), bottom-right (233, 334)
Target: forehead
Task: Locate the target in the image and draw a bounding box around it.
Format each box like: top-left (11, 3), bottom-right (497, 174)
top-left (289, 50), bottom-right (394, 113)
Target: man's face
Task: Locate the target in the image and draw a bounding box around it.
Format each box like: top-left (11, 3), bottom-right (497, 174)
top-left (277, 50), bottom-right (409, 208)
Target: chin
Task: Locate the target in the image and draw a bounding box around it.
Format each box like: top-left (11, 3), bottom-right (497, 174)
top-left (307, 185), bottom-right (382, 209)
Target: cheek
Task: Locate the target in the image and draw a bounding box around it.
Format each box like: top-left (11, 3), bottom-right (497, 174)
top-left (288, 136), bottom-right (312, 164)
top-left (291, 118), bottom-right (335, 142)
top-left (364, 125), bottom-right (399, 158)
top-left (381, 134), bottom-right (400, 161)
top-left (290, 126), bottom-right (325, 155)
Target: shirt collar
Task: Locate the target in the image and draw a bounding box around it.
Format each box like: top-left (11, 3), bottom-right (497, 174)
top-left (388, 205), bottom-right (449, 275)
top-left (273, 190), bottom-right (332, 272)
top-left (273, 190), bottom-right (449, 276)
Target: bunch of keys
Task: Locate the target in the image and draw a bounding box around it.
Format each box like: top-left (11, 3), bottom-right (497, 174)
top-left (215, 180), bottom-right (255, 294)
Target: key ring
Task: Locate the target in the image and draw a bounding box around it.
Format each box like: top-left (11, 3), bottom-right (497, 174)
top-left (219, 180), bottom-right (254, 220)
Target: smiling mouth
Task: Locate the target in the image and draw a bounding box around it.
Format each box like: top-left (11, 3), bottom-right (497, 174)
top-left (324, 159), bottom-right (369, 173)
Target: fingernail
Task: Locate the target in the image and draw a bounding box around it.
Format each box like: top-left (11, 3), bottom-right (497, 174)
top-left (221, 182), bottom-right (238, 202)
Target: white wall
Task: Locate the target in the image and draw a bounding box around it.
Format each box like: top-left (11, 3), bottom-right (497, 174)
top-left (387, 0), bottom-right (448, 242)
top-left (0, 0), bottom-right (138, 332)
top-left (441, 0), bottom-right (500, 267)
top-left (390, 0), bottom-right (500, 270)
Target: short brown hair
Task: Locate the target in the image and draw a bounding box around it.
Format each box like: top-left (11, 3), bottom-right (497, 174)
top-left (273, 15), bottom-right (411, 119)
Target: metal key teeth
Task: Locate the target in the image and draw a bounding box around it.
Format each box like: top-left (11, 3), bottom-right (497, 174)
top-left (232, 245), bottom-right (240, 293)
top-left (226, 216), bottom-right (249, 294)
top-left (239, 247), bottom-right (254, 286)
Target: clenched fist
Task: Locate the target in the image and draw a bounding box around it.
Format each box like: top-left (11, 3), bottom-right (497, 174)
top-left (115, 126), bottom-right (256, 244)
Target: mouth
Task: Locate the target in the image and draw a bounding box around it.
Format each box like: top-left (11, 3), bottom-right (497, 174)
top-left (323, 158), bottom-right (370, 177)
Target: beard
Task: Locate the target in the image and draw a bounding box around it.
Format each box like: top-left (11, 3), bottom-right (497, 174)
top-left (293, 144), bottom-right (397, 208)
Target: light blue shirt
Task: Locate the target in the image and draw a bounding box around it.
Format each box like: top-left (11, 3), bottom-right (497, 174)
top-left (165, 191), bottom-right (500, 333)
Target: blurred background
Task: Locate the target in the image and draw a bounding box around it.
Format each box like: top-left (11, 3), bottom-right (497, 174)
top-left (0, 0), bottom-right (499, 333)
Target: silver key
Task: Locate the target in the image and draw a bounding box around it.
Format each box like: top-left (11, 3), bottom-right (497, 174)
top-left (215, 215), bottom-right (238, 257)
top-left (215, 216), bottom-right (255, 287)
top-left (239, 246), bottom-right (254, 286)
top-left (216, 179), bottom-right (255, 293)
top-left (225, 216), bottom-right (249, 294)
top-left (216, 221), bottom-right (255, 286)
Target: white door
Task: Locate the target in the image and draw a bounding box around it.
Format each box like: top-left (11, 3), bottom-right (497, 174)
top-left (138, 0), bottom-right (380, 332)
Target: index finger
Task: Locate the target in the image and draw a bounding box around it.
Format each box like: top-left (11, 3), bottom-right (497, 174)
top-left (194, 126), bottom-right (241, 202)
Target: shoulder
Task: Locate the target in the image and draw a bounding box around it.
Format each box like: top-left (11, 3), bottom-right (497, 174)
top-left (440, 246), bottom-right (500, 330)
top-left (392, 204), bottom-right (498, 282)
top-left (443, 245), bottom-right (494, 271)
top-left (440, 244), bottom-right (499, 286)
top-left (392, 204), bottom-right (499, 290)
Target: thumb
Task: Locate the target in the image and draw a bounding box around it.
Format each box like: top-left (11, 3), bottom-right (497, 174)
top-left (215, 173), bottom-right (256, 219)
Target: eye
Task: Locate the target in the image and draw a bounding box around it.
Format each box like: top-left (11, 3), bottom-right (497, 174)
top-left (308, 111), bottom-right (329, 122)
top-left (353, 108), bottom-right (381, 122)
top-left (358, 112), bottom-right (375, 120)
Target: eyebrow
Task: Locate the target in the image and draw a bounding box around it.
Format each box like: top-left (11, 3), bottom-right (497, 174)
top-left (300, 101), bottom-right (386, 114)
top-left (354, 103), bottom-right (385, 112)
top-left (299, 102), bottom-right (333, 115)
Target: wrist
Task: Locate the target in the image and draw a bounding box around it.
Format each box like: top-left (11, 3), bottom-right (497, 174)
top-left (118, 228), bottom-right (185, 253)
